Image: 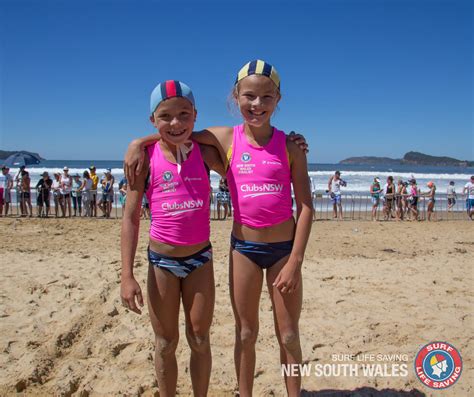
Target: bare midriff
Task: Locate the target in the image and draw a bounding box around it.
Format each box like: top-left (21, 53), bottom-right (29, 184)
top-left (149, 238), bottom-right (210, 257)
top-left (232, 217), bottom-right (295, 242)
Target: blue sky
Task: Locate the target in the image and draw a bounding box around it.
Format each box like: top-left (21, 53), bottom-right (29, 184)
top-left (1, 0), bottom-right (472, 163)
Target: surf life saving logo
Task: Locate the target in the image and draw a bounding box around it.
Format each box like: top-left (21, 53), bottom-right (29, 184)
top-left (162, 171), bottom-right (173, 182)
top-left (241, 152), bottom-right (251, 163)
top-left (414, 341), bottom-right (462, 389)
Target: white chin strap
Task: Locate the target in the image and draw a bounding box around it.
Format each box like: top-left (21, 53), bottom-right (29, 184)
top-left (176, 141), bottom-right (193, 174)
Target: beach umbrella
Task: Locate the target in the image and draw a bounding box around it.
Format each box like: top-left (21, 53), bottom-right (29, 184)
top-left (3, 151), bottom-right (42, 167)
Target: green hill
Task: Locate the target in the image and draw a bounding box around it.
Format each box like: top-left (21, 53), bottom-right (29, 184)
top-left (340, 151), bottom-right (473, 167)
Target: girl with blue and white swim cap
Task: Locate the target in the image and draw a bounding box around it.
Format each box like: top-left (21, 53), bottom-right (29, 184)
top-left (121, 80), bottom-right (225, 396)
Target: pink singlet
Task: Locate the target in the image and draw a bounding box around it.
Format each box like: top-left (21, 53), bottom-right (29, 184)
top-left (226, 124), bottom-right (293, 228)
top-left (146, 141), bottom-right (210, 245)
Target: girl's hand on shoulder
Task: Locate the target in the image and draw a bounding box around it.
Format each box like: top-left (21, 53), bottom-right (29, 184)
top-left (273, 262), bottom-right (301, 294)
top-left (288, 131), bottom-right (309, 154)
top-left (120, 276), bottom-right (144, 315)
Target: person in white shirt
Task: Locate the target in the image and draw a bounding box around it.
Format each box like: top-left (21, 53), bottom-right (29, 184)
top-left (328, 171), bottom-right (346, 220)
top-left (463, 176), bottom-right (474, 220)
top-left (60, 166), bottom-right (72, 217)
top-left (51, 173), bottom-right (62, 217)
top-left (0, 166), bottom-right (14, 216)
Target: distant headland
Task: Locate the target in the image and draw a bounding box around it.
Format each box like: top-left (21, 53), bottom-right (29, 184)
top-left (339, 151), bottom-right (473, 167)
top-left (0, 150), bottom-right (45, 160)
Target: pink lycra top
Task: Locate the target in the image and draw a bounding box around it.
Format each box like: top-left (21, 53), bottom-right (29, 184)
top-left (146, 141), bottom-right (210, 245)
top-left (226, 124), bottom-right (293, 228)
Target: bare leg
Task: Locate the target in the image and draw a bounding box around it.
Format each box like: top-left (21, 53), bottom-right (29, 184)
top-left (182, 260), bottom-right (215, 397)
top-left (371, 204), bottom-right (377, 221)
top-left (266, 258), bottom-right (303, 397)
top-left (66, 197), bottom-right (72, 217)
top-left (27, 198), bottom-right (33, 216)
top-left (229, 249), bottom-right (263, 397)
top-left (60, 196), bottom-right (66, 217)
top-left (147, 265), bottom-right (181, 397)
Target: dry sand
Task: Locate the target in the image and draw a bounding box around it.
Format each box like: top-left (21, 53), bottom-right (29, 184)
top-left (0, 217), bottom-right (472, 397)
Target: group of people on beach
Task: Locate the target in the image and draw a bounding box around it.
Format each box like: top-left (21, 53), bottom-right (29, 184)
top-left (120, 61), bottom-right (312, 397)
top-left (370, 176), bottom-right (433, 222)
top-left (0, 164), bottom-right (117, 218)
top-left (369, 176), bottom-right (474, 222)
top-left (320, 169), bottom-right (474, 222)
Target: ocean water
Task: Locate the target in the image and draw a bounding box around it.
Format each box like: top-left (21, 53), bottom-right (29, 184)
top-left (9, 160), bottom-right (474, 194)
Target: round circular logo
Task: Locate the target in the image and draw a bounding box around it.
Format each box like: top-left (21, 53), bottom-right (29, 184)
top-left (241, 152), bottom-right (251, 163)
top-left (414, 341), bottom-right (462, 389)
top-left (162, 171), bottom-right (173, 182)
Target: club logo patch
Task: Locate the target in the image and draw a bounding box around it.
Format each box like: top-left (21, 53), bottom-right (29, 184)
top-left (414, 341), bottom-right (462, 389)
top-left (163, 171), bottom-right (173, 182)
top-left (241, 152), bottom-right (251, 163)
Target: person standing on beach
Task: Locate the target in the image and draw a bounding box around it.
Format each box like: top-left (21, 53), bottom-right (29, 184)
top-left (424, 181), bottom-right (436, 221)
top-left (407, 179), bottom-right (419, 221)
top-left (382, 176), bottom-right (395, 221)
top-left (89, 166), bottom-right (99, 217)
top-left (15, 166), bottom-right (25, 216)
top-left (216, 177), bottom-right (230, 220)
top-left (20, 170), bottom-right (33, 217)
top-left (447, 181), bottom-right (456, 211)
top-left (51, 173), bottom-right (62, 217)
top-left (370, 177), bottom-right (381, 221)
top-left (328, 171), bottom-right (344, 220)
top-left (118, 177), bottom-right (128, 210)
top-left (395, 179), bottom-right (407, 221)
top-left (195, 61), bottom-right (312, 397)
top-left (101, 169), bottom-right (114, 218)
top-left (35, 171), bottom-right (52, 217)
top-left (78, 170), bottom-right (93, 216)
top-left (124, 62), bottom-right (311, 397)
top-left (463, 176), bottom-right (474, 220)
top-left (60, 167), bottom-right (72, 217)
top-left (71, 174), bottom-right (82, 216)
top-left (121, 80), bottom-right (225, 396)
top-left (0, 166), bottom-right (13, 216)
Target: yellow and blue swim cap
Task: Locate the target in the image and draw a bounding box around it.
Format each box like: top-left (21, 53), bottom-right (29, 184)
top-left (150, 80), bottom-right (195, 115)
top-left (235, 60), bottom-right (280, 90)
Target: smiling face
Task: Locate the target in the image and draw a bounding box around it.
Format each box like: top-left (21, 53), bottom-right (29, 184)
top-left (235, 74), bottom-right (280, 127)
top-left (150, 97), bottom-right (196, 146)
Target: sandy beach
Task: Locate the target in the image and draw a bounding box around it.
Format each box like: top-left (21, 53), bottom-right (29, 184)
top-left (0, 217), bottom-right (472, 396)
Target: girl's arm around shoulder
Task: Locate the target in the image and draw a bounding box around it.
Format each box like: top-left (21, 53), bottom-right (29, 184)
top-left (124, 133), bottom-right (160, 185)
top-left (199, 144), bottom-right (226, 177)
top-left (120, 155), bottom-right (149, 315)
top-left (193, 126), bottom-right (233, 166)
top-left (273, 141), bottom-right (313, 294)
top-left (193, 126), bottom-right (233, 151)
